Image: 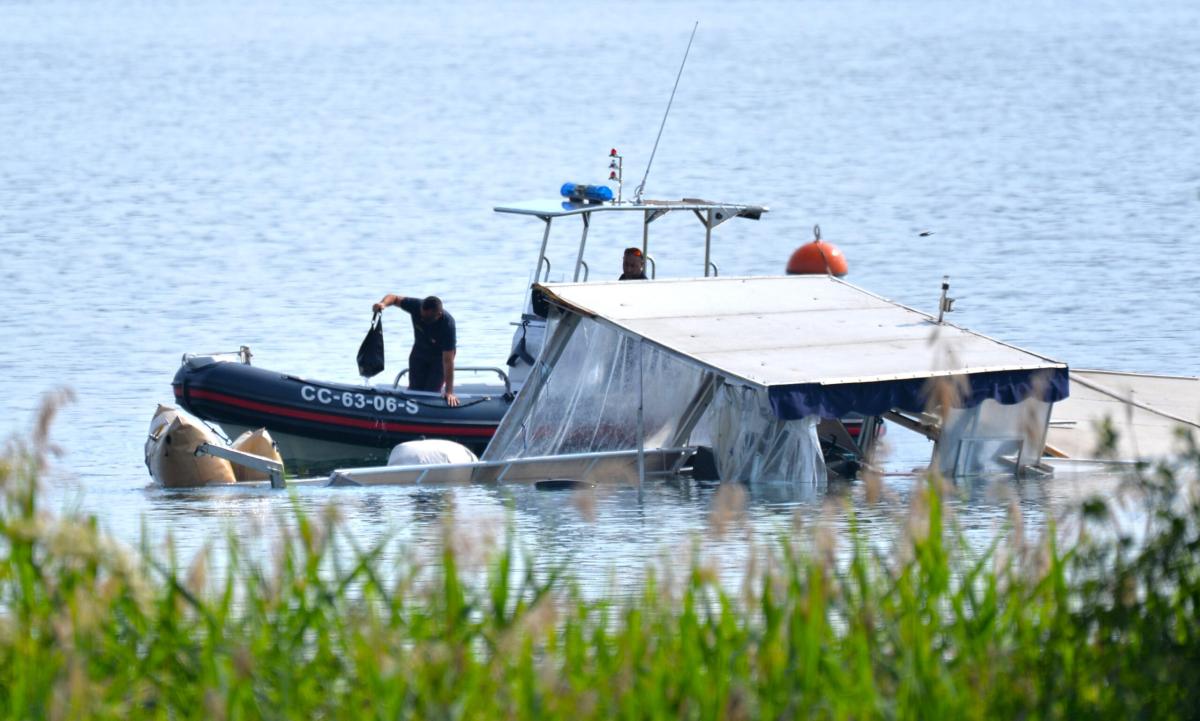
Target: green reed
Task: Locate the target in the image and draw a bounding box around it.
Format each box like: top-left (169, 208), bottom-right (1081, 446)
top-left (2, 397), bottom-right (1199, 720)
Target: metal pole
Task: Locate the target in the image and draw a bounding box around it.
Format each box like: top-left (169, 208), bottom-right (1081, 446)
top-left (937, 276), bottom-right (949, 323)
top-left (195, 443), bottom-right (285, 489)
top-left (573, 213), bottom-right (590, 282)
top-left (636, 339), bottom-right (646, 502)
top-left (703, 208), bottom-right (713, 277)
top-left (642, 209), bottom-right (650, 255)
top-left (535, 217), bottom-right (553, 282)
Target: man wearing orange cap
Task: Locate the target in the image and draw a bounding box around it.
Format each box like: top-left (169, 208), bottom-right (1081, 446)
top-left (619, 247), bottom-right (648, 280)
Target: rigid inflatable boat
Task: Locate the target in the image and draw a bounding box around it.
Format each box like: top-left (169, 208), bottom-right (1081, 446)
top-left (172, 350), bottom-right (513, 473)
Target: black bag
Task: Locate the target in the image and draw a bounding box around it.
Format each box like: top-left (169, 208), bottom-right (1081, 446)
top-left (356, 313), bottom-right (385, 378)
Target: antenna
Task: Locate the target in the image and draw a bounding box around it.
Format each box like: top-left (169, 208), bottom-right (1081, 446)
top-left (633, 21), bottom-right (698, 204)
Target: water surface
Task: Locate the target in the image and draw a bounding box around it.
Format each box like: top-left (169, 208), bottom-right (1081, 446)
top-left (1, 0), bottom-right (1196, 589)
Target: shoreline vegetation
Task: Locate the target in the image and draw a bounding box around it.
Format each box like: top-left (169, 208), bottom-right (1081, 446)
top-left (3, 394), bottom-right (1199, 719)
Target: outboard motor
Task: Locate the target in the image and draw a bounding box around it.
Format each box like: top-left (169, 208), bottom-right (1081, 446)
top-left (506, 314), bottom-right (545, 392)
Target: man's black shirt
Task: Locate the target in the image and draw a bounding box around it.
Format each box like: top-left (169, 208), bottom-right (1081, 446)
top-left (398, 298), bottom-right (457, 358)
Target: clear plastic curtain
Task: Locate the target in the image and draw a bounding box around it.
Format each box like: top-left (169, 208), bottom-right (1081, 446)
top-left (695, 384), bottom-right (826, 484)
top-left (484, 316), bottom-right (705, 460)
top-left (935, 396), bottom-right (1051, 476)
top-left (484, 313), bottom-right (826, 485)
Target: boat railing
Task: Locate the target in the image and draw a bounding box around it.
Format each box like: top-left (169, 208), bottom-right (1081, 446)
top-left (393, 366), bottom-right (511, 396)
top-left (494, 197), bottom-right (767, 285)
top-left (181, 345), bottom-right (253, 366)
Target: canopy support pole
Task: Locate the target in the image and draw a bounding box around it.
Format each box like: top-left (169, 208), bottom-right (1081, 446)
top-left (573, 213), bottom-right (591, 282)
top-left (704, 208), bottom-right (713, 277)
top-left (642, 209), bottom-right (651, 255)
top-left (535, 217), bottom-right (553, 282)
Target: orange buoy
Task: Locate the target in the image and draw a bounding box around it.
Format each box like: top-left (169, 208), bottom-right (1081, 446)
top-left (786, 225), bottom-right (848, 277)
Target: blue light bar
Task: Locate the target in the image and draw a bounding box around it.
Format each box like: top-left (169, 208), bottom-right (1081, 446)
top-left (560, 182), bottom-right (614, 203)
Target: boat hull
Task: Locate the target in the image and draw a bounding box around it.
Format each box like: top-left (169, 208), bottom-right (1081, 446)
top-left (173, 357), bottom-right (512, 474)
top-left (145, 404), bottom-right (237, 488)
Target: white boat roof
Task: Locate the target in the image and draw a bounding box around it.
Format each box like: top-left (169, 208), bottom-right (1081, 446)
top-left (494, 197), bottom-right (767, 220)
top-left (536, 275), bottom-right (1066, 389)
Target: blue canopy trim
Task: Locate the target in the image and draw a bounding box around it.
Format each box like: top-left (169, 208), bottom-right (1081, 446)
top-left (768, 367), bottom-right (1070, 421)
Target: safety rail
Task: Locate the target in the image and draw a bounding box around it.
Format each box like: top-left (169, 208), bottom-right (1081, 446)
top-left (393, 366), bottom-right (511, 395)
top-left (181, 345), bottom-right (253, 365)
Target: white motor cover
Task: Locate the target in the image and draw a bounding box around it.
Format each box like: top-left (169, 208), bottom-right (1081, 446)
top-left (387, 439), bottom-right (479, 467)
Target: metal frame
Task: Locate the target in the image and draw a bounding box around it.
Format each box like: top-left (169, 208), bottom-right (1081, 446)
top-left (328, 446), bottom-right (698, 487)
top-left (535, 217), bottom-right (553, 282)
top-left (573, 212), bottom-right (591, 281)
top-left (195, 443), bottom-right (285, 489)
top-left (494, 198), bottom-right (766, 286)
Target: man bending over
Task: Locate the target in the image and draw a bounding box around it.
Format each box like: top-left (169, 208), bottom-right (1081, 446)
top-left (372, 294), bottom-right (459, 407)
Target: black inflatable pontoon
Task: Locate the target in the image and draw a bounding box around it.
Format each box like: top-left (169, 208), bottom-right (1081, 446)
top-left (173, 353), bottom-right (513, 473)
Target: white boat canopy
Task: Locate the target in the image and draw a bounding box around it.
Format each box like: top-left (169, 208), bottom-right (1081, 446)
top-left (533, 275), bottom-right (1069, 419)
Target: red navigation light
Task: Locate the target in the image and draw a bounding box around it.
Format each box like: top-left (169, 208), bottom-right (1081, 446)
top-left (610, 148), bottom-right (618, 157)
top-left (609, 171), bottom-right (618, 180)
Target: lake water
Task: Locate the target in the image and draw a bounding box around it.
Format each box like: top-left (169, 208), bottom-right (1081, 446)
top-left (1, 0), bottom-right (1197, 588)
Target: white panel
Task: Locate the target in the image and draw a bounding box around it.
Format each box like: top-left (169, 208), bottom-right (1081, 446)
top-left (1047, 370), bottom-right (1200, 461)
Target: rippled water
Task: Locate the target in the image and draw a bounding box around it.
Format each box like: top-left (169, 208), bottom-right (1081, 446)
top-left (1, 0), bottom-right (1197, 587)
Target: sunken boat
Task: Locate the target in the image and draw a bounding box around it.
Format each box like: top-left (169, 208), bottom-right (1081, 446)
top-left (328, 274), bottom-right (1071, 488)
